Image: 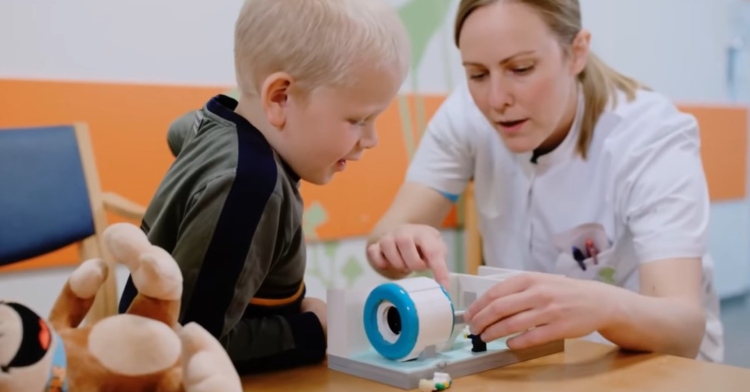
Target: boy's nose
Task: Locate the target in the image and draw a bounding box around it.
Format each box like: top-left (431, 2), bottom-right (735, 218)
top-left (360, 130), bottom-right (378, 149)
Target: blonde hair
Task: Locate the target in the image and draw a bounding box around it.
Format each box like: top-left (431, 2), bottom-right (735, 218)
top-left (234, 0), bottom-right (411, 99)
top-left (454, 0), bottom-right (645, 159)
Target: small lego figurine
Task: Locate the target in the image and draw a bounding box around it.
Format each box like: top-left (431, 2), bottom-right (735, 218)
top-left (419, 372), bottom-right (452, 391)
top-left (467, 334), bottom-right (486, 353)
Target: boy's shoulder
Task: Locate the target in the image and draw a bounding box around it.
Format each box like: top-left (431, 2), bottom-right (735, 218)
top-left (167, 95), bottom-right (250, 161)
top-left (143, 95), bottom-right (305, 253)
top-left (158, 95), bottom-right (303, 218)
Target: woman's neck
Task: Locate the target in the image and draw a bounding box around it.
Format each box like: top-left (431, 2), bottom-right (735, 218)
top-left (535, 83), bottom-right (580, 157)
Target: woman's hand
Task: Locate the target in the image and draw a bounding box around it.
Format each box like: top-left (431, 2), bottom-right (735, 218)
top-left (463, 272), bottom-right (620, 350)
top-left (366, 223), bottom-right (451, 288)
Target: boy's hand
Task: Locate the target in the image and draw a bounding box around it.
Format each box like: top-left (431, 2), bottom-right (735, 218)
top-left (366, 224), bottom-right (450, 288)
top-left (301, 297), bottom-right (327, 336)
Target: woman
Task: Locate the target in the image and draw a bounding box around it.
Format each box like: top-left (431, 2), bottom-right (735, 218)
top-left (366, 0), bottom-right (723, 362)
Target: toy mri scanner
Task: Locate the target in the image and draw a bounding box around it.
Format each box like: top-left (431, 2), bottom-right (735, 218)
top-left (327, 267), bottom-right (565, 390)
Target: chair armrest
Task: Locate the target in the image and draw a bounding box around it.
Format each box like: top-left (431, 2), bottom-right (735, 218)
top-left (102, 192), bottom-right (146, 221)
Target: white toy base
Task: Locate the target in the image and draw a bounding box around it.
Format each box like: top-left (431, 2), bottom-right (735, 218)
top-left (329, 337), bottom-right (563, 389)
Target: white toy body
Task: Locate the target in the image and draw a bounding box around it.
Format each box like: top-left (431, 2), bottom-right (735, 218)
top-left (326, 267), bottom-right (564, 390)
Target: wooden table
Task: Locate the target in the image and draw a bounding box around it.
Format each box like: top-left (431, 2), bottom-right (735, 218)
top-left (242, 340), bottom-right (750, 391)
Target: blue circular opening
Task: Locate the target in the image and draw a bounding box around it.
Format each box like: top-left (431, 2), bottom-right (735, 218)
top-left (363, 283), bottom-right (419, 360)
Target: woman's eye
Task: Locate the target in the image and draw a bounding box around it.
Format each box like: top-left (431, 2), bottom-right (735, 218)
top-left (350, 119), bottom-right (366, 126)
top-left (469, 73), bottom-right (487, 80)
top-left (513, 66), bottom-right (534, 75)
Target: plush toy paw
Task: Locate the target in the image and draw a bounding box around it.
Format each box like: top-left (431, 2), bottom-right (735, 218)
top-left (131, 250), bottom-right (183, 301)
top-left (68, 258), bottom-right (108, 299)
top-left (179, 322), bottom-right (243, 392)
top-left (105, 222), bottom-right (182, 301)
top-left (48, 258), bottom-right (110, 331)
top-left (103, 223), bottom-right (152, 270)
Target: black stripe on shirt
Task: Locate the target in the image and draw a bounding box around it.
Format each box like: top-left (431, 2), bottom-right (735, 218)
top-left (181, 95), bottom-right (278, 337)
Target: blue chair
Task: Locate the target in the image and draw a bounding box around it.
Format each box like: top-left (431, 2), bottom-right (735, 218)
top-left (0, 123), bottom-right (145, 322)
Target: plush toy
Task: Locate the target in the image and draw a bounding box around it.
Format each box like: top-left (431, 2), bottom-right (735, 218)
top-left (0, 222), bottom-right (244, 392)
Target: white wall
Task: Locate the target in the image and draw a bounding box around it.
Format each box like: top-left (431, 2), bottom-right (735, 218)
top-left (0, 0), bottom-right (734, 99)
top-left (1, 0), bottom-right (746, 318)
top-left (0, 0), bottom-right (242, 86)
top-left (580, 0), bottom-right (732, 103)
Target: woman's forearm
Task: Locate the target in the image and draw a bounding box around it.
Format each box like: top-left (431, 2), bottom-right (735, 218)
top-left (599, 287), bottom-right (705, 359)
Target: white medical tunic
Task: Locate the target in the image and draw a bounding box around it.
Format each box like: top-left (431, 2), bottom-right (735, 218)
top-left (406, 82), bottom-right (724, 363)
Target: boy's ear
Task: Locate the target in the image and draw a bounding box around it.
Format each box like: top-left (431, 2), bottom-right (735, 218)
top-left (260, 72), bottom-right (293, 130)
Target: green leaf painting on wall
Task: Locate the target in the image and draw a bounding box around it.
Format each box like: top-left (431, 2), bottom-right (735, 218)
top-left (396, 0), bottom-right (452, 159)
top-left (395, 0), bottom-right (464, 273)
top-left (302, 202), bottom-right (342, 288)
top-left (302, 202), bottom-right (327, 241)
top-left (399, 0), bottom-right (452, 69)
top-left (341, 256), bottom-right (365, 287)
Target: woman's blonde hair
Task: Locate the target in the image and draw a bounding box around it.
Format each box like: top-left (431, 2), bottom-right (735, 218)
top-left (454, 0), bottom-right (645, 158)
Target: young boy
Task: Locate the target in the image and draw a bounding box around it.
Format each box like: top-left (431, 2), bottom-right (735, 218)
top-left (117, 0), bottom-right (410, 374)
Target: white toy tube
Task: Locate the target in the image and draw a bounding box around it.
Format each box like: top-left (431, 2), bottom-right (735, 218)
top-left (362, 277), bottom-right (455, 362)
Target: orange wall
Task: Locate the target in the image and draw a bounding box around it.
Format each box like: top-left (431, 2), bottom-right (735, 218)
top-left (0, 79), bottom-right (746, 271)
top-left (678, 104), bottom-right (748, 201)
top-left (0, 79), bottom-right (457, 271)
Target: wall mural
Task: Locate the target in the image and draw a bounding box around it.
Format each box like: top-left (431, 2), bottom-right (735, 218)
top-left (0, 0), bottom-right (746, 301)
top-left (0, 0), bottom-right (463, 299)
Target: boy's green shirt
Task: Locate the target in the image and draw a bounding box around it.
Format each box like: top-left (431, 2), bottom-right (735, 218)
top-left (119, 95), bottom-right (326, 373)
